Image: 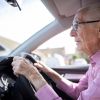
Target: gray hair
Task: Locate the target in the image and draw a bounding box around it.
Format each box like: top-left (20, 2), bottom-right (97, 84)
top-left (77, 4), bottom-right (100, 21)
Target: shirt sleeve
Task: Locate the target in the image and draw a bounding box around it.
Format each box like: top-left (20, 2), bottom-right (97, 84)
top-left (35, 84), bottom-right (62, 100)
top-left (78, 71), bottom-right (100, 100)
top-left (56, 71), bottom-right (89, 99)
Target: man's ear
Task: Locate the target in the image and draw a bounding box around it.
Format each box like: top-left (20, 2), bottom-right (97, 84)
top-left (98, 28), bottom-right (100, 38)
top-left (98, 22), bottom-right (100, 38)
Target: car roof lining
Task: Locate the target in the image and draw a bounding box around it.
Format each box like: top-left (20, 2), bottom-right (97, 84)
top-left (41, 0), bottom-right (100, 28)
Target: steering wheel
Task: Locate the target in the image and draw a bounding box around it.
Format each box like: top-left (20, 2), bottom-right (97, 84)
top-left (0, 54), bottom-right (73, 100)
top-left (21, 53), bottom-right (73, 100)
top-left (0, 56), bottom-right (38, 100)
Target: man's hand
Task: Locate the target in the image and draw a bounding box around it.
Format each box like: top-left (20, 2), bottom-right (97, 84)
top-left (12, 56), bottom-right (47, 91)
top-left (34, 62), bottom-right (62, 83)
top-left (34, 62), bottom-right (51, 73)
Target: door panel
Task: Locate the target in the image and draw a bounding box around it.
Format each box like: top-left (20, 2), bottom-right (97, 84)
top-left (53, 65), bottom-right (89, 82)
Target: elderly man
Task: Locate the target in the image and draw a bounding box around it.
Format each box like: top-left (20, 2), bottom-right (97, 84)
top-left (12, 4), bottom-right (100, 100)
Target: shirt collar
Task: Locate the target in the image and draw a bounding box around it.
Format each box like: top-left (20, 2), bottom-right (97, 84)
top-left (90, 51), bottom-right (100, 66)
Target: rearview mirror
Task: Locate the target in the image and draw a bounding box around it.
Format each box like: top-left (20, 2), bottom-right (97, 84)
top-left (5, 0), bottom-right (21, 10)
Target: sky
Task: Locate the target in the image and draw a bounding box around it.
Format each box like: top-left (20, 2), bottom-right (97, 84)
top-left (0, 0), bottom-right (76, 54)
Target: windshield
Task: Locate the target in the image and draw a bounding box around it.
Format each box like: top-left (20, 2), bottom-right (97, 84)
top-left (0, 0), bottom-right (55, 55)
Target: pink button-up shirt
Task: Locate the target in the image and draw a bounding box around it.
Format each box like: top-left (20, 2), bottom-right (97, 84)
top-left (35, 51), bottom-right (100, 100)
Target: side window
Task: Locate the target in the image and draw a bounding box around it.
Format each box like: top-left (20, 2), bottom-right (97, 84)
top-left (34, 29), bottom-right (89, 68)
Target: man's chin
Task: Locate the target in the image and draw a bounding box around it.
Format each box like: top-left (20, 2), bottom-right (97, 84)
top-left (76, 46), bottom-right (83, 51)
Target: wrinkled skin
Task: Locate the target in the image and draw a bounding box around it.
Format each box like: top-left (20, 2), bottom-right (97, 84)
top-left (12, 56), bottom-right (47, 91)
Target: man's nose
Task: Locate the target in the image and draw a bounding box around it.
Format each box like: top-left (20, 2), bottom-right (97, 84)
top-left (70, 28), bottom-right (77, 37)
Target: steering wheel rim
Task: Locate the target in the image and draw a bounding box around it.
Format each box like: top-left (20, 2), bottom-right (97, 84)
top-left (0, 55), bottom-right (73, 100)
top-left (22, 53), bottom-right (74, 100)
top-left (0, 56), bottom-right (38, 100)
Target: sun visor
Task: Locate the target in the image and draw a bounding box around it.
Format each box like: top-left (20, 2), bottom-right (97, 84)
top-left (41, 0), bottom-right (81, 18)
top-left (82, 0), bottom-right (100, 7)
top-left (53, 0), bottom-right (81, 17)
top-left (42, 0), bottom-right (100, 18)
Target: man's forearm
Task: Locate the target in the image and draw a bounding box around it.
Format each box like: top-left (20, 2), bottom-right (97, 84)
top-left (29, 73), bottom-right (47, 91)
top-left (44, 67), bottom-right (62, 83)
top-left (25, 68), bottom-right (47, 91)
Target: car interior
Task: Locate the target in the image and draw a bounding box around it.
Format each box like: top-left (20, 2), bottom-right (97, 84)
top-left (0, 0), bottom-right (100, 100)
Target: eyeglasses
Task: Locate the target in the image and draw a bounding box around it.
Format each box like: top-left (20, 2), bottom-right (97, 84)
top-left (73, 20), bottom-right (100, 31)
